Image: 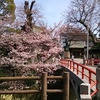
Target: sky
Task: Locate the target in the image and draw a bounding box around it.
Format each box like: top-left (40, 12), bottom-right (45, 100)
top-left (14, 0), bottom-right (71, 27)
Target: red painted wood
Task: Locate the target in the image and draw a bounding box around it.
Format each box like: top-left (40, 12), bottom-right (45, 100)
top-left (60, 59), bottom-right (98, 97)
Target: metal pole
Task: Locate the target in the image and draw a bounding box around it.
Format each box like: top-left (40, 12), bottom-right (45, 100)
top-left (87, 32), bottom-right (89, 59)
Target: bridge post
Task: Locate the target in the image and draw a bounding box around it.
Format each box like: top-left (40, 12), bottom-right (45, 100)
top-left (80, 83), bottom-right (92, 100)
top-left (41, 72), bottom-right (47, 100)
top-left (96, 63), bottom-right (100, 100)
top-left (63, 72), bottom-right (69, 100)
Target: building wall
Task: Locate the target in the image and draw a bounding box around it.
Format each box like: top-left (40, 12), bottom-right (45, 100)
top-left (69, 48), bottom-right (84, 58)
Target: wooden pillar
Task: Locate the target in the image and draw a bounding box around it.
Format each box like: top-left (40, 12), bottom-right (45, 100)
top-left (41, 72), bottom-right (47, 100)
top-left (63, 72), bottom-right (69, 100)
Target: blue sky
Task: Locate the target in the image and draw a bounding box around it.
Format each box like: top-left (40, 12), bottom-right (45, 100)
top-left (14, 0), bottom-right (70, 27)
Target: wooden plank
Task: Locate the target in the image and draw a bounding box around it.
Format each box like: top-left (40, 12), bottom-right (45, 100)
top-left (47, 76), bottom-right (63, 79)
top-left (0, 90), bottom-right (40, 94)
top-left (47, 89), bottom-right (63, 93)
top-left (0, 76), bottom-right (40, 81)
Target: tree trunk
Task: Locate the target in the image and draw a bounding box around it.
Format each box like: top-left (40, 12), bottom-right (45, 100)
top-left (79, 20), bottom-right (98, 44)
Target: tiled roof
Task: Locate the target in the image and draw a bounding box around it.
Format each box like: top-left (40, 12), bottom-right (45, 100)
top-left (69, 41), bottom-right (85, 48)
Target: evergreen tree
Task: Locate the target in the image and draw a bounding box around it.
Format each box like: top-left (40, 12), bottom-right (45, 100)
top-left (0, 0), bottom-right (16, 21)
top-left (0, 0), bottom-right (16, 34)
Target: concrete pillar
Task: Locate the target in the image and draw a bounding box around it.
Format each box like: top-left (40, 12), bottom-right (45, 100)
top-left (96, 63), bottom-right (100, 100)
top-left (80, 83), bottom-right (92, 100)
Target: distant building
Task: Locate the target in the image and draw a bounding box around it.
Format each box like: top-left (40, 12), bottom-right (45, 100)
top-left (69, 41), bottom-right (86, 58)
top-left (59, 26), bottom-right (91, 58)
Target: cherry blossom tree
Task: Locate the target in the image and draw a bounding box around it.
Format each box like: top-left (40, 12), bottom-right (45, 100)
top-left (0, 31), bottom-right (63, 76)
top-left (0, 1), bottom-right (63, 93)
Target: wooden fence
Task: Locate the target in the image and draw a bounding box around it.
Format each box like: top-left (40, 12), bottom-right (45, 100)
top-left (0, 72), bottom-right (69, 100)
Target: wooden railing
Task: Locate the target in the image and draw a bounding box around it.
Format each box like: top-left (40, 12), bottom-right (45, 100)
top-left (60, 59), bottom-right (98, 97)
top-left (0, 72), bottom-right (69, 100)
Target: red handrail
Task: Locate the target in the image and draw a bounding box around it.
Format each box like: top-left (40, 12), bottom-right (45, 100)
top-left (60, 59), bottom-right (98, 97)
top-left (85, 59), bottom-right (100, 65)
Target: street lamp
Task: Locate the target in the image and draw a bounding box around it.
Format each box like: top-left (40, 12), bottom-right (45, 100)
top-left (87, 30), bottom-right (89, 59)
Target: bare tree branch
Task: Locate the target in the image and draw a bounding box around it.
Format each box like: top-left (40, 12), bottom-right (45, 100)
top-left (64, 0), bottom-right (100, 44)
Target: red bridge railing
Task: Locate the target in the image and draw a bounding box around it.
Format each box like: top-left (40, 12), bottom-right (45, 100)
top-left (85, 59), bottom-right (100, 65)
top-left (60, 59), bottom-right (98, 97)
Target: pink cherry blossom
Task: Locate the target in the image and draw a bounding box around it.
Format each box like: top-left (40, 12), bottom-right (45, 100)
top-left (0, 31), bottom-right (63, 75)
